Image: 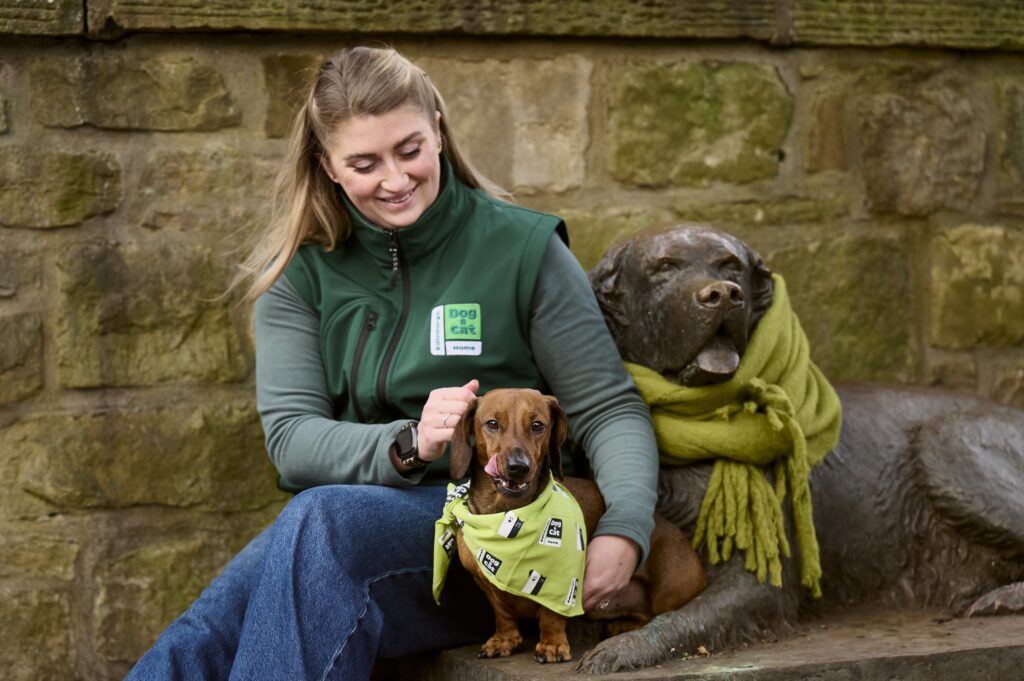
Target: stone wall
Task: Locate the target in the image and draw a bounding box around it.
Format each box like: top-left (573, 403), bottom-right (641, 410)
top-left (2, 2), bottom-right (1023, 679)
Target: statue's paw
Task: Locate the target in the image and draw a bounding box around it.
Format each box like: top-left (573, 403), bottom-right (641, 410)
top-left (533, 639), bottom-right (571, 664)
top-left (575, 632), bottom-right (657, 674)
top-left (964, 582), bottom-right (1024, 617)
top-left (478, 633), bottom-right (522, 658)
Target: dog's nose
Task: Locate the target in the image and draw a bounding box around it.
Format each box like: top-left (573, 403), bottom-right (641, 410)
top-left (696, 281), bottom-right (744, 310)
top-left (505, 449), bottom-right (532, 480)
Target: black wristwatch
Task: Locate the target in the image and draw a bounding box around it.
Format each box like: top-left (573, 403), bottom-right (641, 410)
top-left (395, 421), bottom-right (427, 470)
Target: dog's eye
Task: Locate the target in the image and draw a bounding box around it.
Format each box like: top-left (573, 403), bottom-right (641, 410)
top-left (719, 256), bottom-right (742, 274)
top-left (484, 419), bottom-right (500, 431)
top-left (531, 421), bottom-right (545, 433)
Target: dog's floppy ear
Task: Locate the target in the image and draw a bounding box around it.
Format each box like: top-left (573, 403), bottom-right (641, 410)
top-left (747, 249), bottom-right (774, 327)
top-left (545, 395), bottom-right (568, 479)
top-left (448, 398), bottom-right (478, 480)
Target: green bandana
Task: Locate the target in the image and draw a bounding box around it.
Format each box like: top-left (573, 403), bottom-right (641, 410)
top-left (432, 474), bottom-right (587, 617)
top-left (625, 274), bottom-right (841, 597)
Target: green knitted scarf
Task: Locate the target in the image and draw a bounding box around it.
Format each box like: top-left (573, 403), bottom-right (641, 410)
top-left (625, 274), bottom-right (841, 597)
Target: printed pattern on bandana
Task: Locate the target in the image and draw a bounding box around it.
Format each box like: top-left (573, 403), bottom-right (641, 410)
top-left (432, 473), bottom-right (587, 617)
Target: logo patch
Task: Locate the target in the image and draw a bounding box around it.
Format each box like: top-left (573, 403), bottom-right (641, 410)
top-left (539, 518), bottom-right (564, 547)
top-left (521, 569), bottom-right (547, 596)
top-left (497, 511), bottom-right (524, 538)
top-left (430, 304), bottom-right (482, 356)
top-left (476, 547), bottom-right (503, 576)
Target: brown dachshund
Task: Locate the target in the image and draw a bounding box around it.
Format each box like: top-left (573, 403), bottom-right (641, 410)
top-left (448, 388), bottom-right (705, 663)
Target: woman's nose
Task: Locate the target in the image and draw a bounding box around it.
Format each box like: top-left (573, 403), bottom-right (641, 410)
top-left (380, 159), bottom-right (408, 190)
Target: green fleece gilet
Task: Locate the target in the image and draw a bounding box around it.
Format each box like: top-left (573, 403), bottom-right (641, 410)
top-left (283, 163), bottom-right (563, 462)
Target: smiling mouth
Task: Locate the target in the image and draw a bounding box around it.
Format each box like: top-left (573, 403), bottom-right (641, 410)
top-left (379, 187), bottom-right (416, 205)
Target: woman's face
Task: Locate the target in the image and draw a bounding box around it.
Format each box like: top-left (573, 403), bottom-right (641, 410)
top-left (322, 105), bottom-right (443, 231)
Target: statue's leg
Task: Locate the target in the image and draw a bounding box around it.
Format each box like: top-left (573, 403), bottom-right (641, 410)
top-left (576, 556), bottom-right (798, 674)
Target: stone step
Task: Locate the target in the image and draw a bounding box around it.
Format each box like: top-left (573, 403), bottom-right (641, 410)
top-left (386, 610), bottom-right (1024, 681)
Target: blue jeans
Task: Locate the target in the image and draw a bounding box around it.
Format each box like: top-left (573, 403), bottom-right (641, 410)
top-left (127, 485), bottom-right (493, 681)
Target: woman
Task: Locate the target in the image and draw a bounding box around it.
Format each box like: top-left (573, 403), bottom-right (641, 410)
top-left (128, 45), bottom-right (658, 680)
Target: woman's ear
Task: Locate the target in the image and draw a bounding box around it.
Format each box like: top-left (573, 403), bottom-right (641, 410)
top-left (319, 153), bottom-right (340, 184)
top-left (448, 398), bottom-right (477, 480)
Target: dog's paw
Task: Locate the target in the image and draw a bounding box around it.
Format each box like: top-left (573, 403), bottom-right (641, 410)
top-left (575, 632), bottom-right (660, 674)
top-left (478, 634), bottom-right (522, 658)
top-left (533, 640), bottom-right (571, 664)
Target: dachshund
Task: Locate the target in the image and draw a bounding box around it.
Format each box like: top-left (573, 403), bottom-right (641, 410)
top-left (445, 387), bottom-right (705, 663)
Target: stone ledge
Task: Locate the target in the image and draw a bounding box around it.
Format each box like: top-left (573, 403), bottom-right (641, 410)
top-left (415, 610), bottom-right (1024, 681)
top-left (0, 0), bottom-right (82, 36)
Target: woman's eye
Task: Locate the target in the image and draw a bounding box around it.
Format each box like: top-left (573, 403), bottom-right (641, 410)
top-left (398, 145), bottom-right (421, 159)
top-left (531, 421), bottom-right (545, 433)
top-left (485, 419), bottom-right (500, 430)
top-left (352, 163), bottom-right (376, 174)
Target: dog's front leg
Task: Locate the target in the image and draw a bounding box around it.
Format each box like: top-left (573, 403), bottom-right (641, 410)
top-left (478, 595), bottom-right (523, 658)
top-left (534, 607), bottom-right (571, 663)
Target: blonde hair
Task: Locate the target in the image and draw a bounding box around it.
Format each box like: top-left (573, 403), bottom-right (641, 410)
top-left (235, 46), bottom-right (508, 302)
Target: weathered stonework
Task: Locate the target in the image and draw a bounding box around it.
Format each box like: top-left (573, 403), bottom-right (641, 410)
top-left (30, 55), bottom-right (240, 131)
top-left (0, 94), bottom-right (8, 133)
top-left (673, 194), bottom-right (849, 228)
top-left (0, 146), bottom-right (121, 228)
top-left (86, 0), bottom-right (776, 40)
top-left (926, 351), bottom-right (979, 393)
top-left (805, 90), bottom-right (848, 173)
top-left (991, 353), bottom-right (1024, 408)
top-left (263, 54), bottom-right (321, 138)
top-left (0, 248), bottom-right (40, 298)
top-left (94, 532), bottom-right (257, 666)
top-left (0, 586), bottom-right (73, 681)
top-left (930, 225), bottom-right (1024, 349)
top-left (423, 55), bottom-right (592, 193)
top-left (138, 147), bottom-right (278, 232)
top-left (55, 239), bottom-right (250, 387)
top-left (560, 207), bottom-right (676, 271)
top-left (10, 402), bottom-right (283, 511)
top-left (766, 235), bottom-right (918, 382)
top-left (856, 71), bottom-right (986, 216)
top-left (0, 532), bottom-right (79, 581)
top-left (609, 61), bottom-right (791, 187)
top-left (0, 0), bottom-right (82, 36)
top-left (997, 81), bottom-right (1024, 214)
top-left (0, 312), bottom-right (43, 405)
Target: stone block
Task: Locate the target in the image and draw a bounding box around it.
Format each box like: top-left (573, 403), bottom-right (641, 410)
top-left (791, 0), bottom-right (1024, 50)
top-left (559, 206), bottom-right (676, 271)
top-left (855, 72), bottom-right (985, 216)
top-left (991, 353), bottom-right (1024, 409)
top-left (0, 0), bottom-right (82, 36)
top-left (85, 0), bottom-right (774, 39)
top-left (805, 90), bottom-right (848, 173)
top-left (55, 239), bottom-right (250, 387)
top-left (997, 81), bottom-right (1024, 214)
top-left (674, 195), bottom-right (849, 228)
top-left (766, 235), bottom-right (918, 382)
top-left (94, 531), bottom-right (254, 665)
top-left (30, 54), bottom-right (240, 131)
top-left (926, 352), bottom-right (978, 393)
top-left (10, 402), bottom-right (284, 511)
top-left (0, 312), bottom-right (43, 405)
top-left (421, 55), bottom-right (592, 193)
top-left (0, 585), bottom-right (73, 681)
top-left (0, 94), bottom-right (8, 133)
top-left (263, 54), bottom-right (321, 138)
top-left (608, 61), bottom-right (791, 187)
top-left (138, 147), bottom-right (278, 232)
top-left (0, 249), bottom-right (40, 299)
top-left (0, 533), bottom-right (79, 580)
top-left (0, 145), bottom-right (121, 228)
top-left (930, 225), bottom-right (1024, 349)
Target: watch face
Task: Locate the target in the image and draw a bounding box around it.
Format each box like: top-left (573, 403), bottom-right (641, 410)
top-left (397, 424), bottom-right (417, 455)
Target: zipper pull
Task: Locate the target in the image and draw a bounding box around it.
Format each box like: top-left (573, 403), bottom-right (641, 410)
top-left (386, 231), bottom-right (400, 290)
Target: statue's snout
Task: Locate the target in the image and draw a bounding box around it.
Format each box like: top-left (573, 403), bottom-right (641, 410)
top-left (696, 281), bottom-right (745, 310)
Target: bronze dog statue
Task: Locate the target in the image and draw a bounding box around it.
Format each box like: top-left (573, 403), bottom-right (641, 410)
top-left (577, 224), bottom-right (1024, 673)
top-left (443, 388), bottom-right (705, 663)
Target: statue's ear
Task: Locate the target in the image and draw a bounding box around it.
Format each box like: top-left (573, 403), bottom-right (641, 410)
top-left (449, 398), bottom-right (478, 480)
top-left (588, 240), bottom-right (632, 332)
top-left (747, 249), bottom-right (774, 325)
top-left (545, 396), bottom-right (568, 479)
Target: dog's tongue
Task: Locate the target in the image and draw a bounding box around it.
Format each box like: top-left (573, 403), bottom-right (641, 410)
top-left (484, 455), bottom-right (500, 477)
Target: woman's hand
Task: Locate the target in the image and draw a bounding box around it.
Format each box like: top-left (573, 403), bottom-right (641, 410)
top-left (582, 534), bottom-right (640, 612)
top-left (417, 379), bottom-right (479, 462)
